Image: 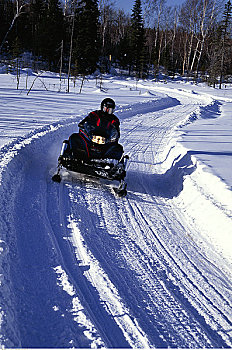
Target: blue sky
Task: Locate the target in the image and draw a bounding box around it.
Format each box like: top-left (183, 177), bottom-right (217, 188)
top-left (116, 0), bottom-right (186, 14)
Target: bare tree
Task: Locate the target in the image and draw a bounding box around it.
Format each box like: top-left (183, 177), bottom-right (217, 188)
top-left (144, 0), bottom-right (166, 49)
top-left (180, 0), bottom-right (220, 76)
top-left (144, 0), bottom-right (167, 76)
top-left (190, 0), bottom-right (217, 74)
top-left (0, 0), bottom-right (29, 53)
top-left (179, 0), bottom-right (198, 74)
top-left (98, 0), bottom-right (115, 52)
top-left (170, 7), bottom-right (179, 69)
top-left (67, 14), bottom-right (75, 93)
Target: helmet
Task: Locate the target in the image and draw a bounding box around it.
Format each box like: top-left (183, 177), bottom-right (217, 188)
top-left (101, 98), bottom-right (115, 114)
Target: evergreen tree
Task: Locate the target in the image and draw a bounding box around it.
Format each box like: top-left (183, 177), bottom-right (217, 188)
top-left (117, 32), bottom-right (132, 72)
top-left (130, 0), bottom-right (146, 78)
top-left (207, 26), bottom-right (222, 87)
top-left (0, 0), bottom-right (25, 55)
top-left (219, 0), bottom-right (232, 88)
top-left (0, 0), bottom-right (14, 52)
top-left (30, 0), bottom-right (47, 58)
top-left (207, 1), bottom-right (231, 87)
top-left (73, 0), bottom-right (100, 76)
top-left (42, 0), bottom-right (64, 70)
top-left (12, 2), bottom-right (32, 54)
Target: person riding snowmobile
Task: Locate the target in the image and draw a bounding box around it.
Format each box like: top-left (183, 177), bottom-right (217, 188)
top-left (53, 98), bottom-right (129, 195)
top-left (68, 98), bottom-right (124, 161)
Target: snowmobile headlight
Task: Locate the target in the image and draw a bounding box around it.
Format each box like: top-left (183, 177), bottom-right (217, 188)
top-left (92, 135), bottom-right (106, 144)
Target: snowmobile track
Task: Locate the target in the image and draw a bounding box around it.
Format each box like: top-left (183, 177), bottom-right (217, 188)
top-left (0, 94), bottom-right (231, 347)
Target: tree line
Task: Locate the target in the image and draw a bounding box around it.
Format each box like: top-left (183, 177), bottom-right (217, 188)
top-left (0, 0), bottom-right (231, 87)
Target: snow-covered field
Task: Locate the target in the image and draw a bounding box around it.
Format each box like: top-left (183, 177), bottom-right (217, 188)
top-left (0, 69), bottom-right (231, 348)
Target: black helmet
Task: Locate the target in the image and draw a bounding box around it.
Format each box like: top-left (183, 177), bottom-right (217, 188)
top-left (101, 98), bottom-right (115, 114)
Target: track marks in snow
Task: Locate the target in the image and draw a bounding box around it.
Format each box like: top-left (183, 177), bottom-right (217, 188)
top-left (59, 95), bottom-right (231, 347)
top-left (118, 100), bottom-right (232, 346)
top-left (66, 185), bottom-right (152, 348)
top-left (0, 92), bottom-right (231, 348)
top-left (0, 125), bottom-right (110, 348)
top-left (65, 174), bottom-right (230, 347)
top-left (126, 197), bottom-right (232, 346)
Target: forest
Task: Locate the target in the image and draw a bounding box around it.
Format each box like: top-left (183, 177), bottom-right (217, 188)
top-left (0, 0), bottom-right (231, 88)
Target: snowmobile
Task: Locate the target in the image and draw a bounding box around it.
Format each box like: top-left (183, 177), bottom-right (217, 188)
top-left (52, 122), bottom-right (129, 197)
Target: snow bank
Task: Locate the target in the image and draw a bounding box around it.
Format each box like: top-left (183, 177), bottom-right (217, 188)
top-left (177, 157), bottom-right (232, 262)
top-left (157, 117), bottom-right (232, 272)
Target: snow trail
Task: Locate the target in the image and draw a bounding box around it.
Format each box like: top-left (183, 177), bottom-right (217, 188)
top-left (0, 77), bottom-right (231, 347)
top-left (63, 99), bottom-right (231, 347)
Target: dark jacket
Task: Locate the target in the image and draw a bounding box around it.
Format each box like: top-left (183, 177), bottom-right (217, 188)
top-left (78, 110), bottom-right (120, 137)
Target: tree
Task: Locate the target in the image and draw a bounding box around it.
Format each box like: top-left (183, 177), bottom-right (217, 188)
top-left (219, 0), bottom-right (232, 87)
top-left (98, 0), bottom-right (117, 72)
top-left (130, 0), bottom-right (146, 78)
top-left (179, 0), bottom-right (198, 74)
top-left (191, 0), bottom-right (217, 75)
top-left (0, 0), bottom-right (14, 53)
top-left (0, 0), bottom-right (29, 54)
top-left (98, 2), bottom-right (131, 73)
top-left (29, 0), bottom-right (47, 58)
top-left (73, 0), bottom-right (100, 76)
top-left (179, 0), bottom-right (219, 76)
top-left (207, 25), bottom-right (222, 86)
top-left (170, 7), bottom-right (179, 74)
top-left (98, 0), bottom-right (113, 55)
top-left (144, 0), bottom-right (177, 76)
top-left (207, 0), bottom-right (231, 87)
top-left (41, 0), bottom-right (64, 70)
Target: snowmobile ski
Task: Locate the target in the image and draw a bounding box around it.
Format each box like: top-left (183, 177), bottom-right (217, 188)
top-left (113, 180), bottom-right (127, 197)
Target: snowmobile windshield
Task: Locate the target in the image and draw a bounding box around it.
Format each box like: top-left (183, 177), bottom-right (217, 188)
top-left (82, 123), bottom-right (119, 143)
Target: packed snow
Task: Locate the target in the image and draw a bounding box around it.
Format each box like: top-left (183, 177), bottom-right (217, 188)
top-left (0, 68), bottom-right (231, 348)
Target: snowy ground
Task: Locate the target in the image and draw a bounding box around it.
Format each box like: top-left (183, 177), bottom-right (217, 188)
top-left (0, 69), bottom-right (231, 348)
